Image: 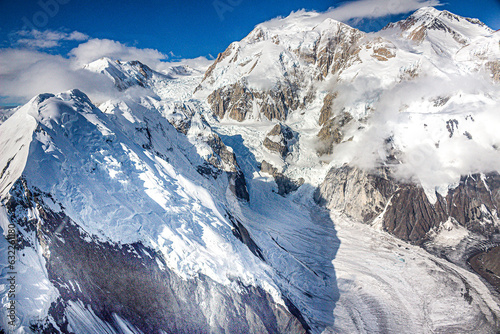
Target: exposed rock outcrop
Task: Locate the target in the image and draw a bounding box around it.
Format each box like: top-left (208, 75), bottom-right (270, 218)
top-left (314, 22), bottom-right (364, 79)
top-left (486, 60), bottom-right (500, 82)
top-left (207, 83), bottom-right (254, 121)
top-left (317, 110), bottom-right (353, 156)
top-left (314, 165), bottom-right (395, 223)
top-left (207, 82), bottom-right (301, 122)
top-left (263, 123), bottom-right (296, 158)
top-left (469, 245), bottom-right (500, 293)
top-left (166, 103), bottom-right (194, 135)
top-left (261, 160), bottom-right (304, 196)
top-left (318, 92), bottom-right (337, 126)
top-left (206, 133), bottom-right (250, 201)
top-left (315, 165), bottom-right (500, 243)
top-left (166, 109), bottom-right (250, 202)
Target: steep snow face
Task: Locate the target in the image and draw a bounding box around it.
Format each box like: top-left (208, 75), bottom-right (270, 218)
top-left (0, 89), bottom-right (272, 284)
top-left (0, 96), bottom-right (39, 202)
top-left (51, 91), bottom-right (262, 280)
top-left (0, 90), bottom-right (307, 331)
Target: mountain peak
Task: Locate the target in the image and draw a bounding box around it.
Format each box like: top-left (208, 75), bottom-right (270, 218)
top-left (84, 57), bottom-right (171, 92)
top-left (384, 6), bottom-right (493, 50)
top-left (412, 6), bottom-right (441, 17)
top-left (409, 6), bottom-right (489, 28)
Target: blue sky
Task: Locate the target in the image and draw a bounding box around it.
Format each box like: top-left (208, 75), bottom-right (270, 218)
top-left (0, 0), bottom-right (499, 59)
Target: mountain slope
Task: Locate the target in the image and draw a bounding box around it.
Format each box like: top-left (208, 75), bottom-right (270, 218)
top-left (84, 57), bottom-right (172, 92)
top-left (0, 90), bottom-right (311, 333)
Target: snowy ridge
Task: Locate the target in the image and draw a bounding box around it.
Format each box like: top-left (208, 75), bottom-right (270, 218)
top-left (0, 89), bottom-right (294, 332)
top-left (0, 95), bottom-right (40, 202)
top-left (84, 57), bottom-right (172, 92)
top-left (15, 89), bottom-right (272, 286)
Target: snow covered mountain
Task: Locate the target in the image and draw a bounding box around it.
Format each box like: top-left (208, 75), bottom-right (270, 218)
top-left (0, 88), bottom-right (310, 333)
top-left (1, 6), bottom-right (500, 334)
top-left (197, 6), bottom-right (500, 233)
top-left (84, 57), bottom-right (179, 91)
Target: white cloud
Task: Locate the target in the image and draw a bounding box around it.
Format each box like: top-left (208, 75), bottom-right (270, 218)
top-left (0, 37), bottom-right (211, 105)
top-left (14, 29), bottom-right (89, 49)
top-left (69, 38), bottom-right (168, 67)
top-left (324, 0), bottom-right (442, 21)
top-left (261, 0), bottom-right (442, 28)
top-left (0, 48), bottom-right (117, 104)
top-left (17, 38), bottom-right (59, 49)
top-left (330, 69), bottom-right (500, 191)
top-left (67, 31), bottom-right (89, 41)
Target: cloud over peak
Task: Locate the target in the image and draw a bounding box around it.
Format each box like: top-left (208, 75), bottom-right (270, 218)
top-left (325, 0), bottom-right (442, 22)
top-left (261, 0), bottom-right (442, 29)
top-left (69, 38), bottom-right (169, 67)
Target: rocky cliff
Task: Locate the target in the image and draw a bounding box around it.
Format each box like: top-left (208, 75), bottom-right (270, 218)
top-left (315, 165), bottom-right (500, 243)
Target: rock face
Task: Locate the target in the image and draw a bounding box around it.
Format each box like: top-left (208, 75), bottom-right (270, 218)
top-left (487, 60), bottom-right (500, 82)
top-left (205, 132), bottom-right (250, 201)
top-left (166, 103), bottom-right (194, 135)
top-left (315, 165), bottom-right (500, 243)
top-left (314, 21), bottom-right (364, 79)
top-left (317, 109), bottom-right (353, 156)
top-left (314, 165), bottom-right (395, 223)
top-left (263, 123), bottom-right (296, 158)
top-left (200, 18), bottom-right (366, 123)
top-left (261, 160), bottom-right (304, 196)
top-left (469, 245), bottom-right (500, 293)
top-left (207, 83), bottom-right (253, 121)
top-left (207, 82), bottom-right (301, 122)
top-left (8, 179), bottom-right (309, 334)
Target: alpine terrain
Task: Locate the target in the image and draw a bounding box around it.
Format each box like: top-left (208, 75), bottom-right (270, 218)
top-left (1, 7), bottom-right (500, 334)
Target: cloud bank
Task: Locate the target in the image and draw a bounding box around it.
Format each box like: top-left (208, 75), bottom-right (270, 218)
top-left (69, 38), bottom-right (169, 67)
top-left (325, 0), bottom-right (442, 22)
top-left (0, 29), bottom-right (213, 105)
top-left (330, 70), bottom-right (500, 192)
top-left (0, 48), bottom-right (117, 104)
top-left (261, 0), bottom-right (442, 29)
